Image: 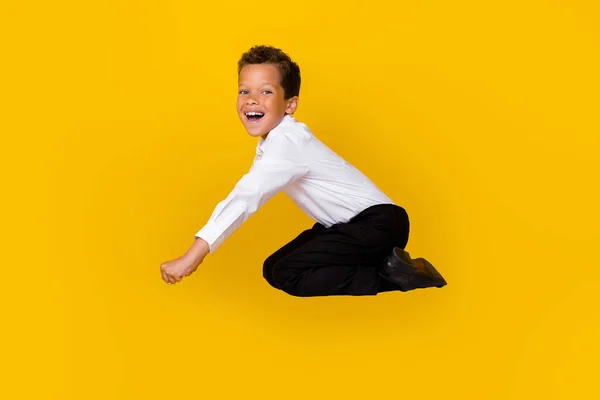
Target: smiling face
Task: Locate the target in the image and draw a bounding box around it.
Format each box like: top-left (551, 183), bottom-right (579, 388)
top-left (237, 63), bottom-right (298, 138)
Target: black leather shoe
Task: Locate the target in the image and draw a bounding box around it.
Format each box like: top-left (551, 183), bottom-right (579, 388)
top-left (379, 247), bottom-right (447, 291)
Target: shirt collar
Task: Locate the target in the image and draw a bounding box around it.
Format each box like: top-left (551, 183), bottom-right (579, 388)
top-left (256, 114), bottom-right (296, 154)
top-left (273, 114), bottom-right (295, 130)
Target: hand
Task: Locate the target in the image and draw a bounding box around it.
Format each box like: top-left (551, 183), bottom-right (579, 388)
top-left (160, 238), bottom-right (209, 285)
top-left (160, 254), bottom-right (200, 284)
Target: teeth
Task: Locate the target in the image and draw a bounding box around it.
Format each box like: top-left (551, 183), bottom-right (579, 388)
top-left (246, 112), bottom-right (264, 116)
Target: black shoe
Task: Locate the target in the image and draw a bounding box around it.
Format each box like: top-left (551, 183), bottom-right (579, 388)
top-left (379, 247), bottom-right (447, 292)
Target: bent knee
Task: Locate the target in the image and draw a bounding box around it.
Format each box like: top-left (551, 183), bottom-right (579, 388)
top-left (262, 256), bottom-right (279, 288)
top-left (272, 262), bottom-right (308, 296)
top-left (271, 259), bottom-right (295, 288)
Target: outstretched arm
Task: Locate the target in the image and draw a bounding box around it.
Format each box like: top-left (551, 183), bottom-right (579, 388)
top-left (160, 155), bottom-right (308, 285)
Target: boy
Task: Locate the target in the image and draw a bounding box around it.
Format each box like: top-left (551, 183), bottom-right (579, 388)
top-left (160, 45), bottom-right (447, 297)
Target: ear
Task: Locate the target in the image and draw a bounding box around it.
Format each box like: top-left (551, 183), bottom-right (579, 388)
top-left (285, 96), bottom-right (299, 114)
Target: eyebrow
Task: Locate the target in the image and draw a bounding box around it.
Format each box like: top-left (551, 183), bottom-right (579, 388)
top-left (238, 82), bottom-right (277, 87)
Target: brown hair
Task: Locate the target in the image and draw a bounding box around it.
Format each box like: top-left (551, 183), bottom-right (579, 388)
top-left (237, 45), bottom-right (301, 100)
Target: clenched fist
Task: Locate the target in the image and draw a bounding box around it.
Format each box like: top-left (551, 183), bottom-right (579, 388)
top-left (160, 237), bottom-right (210, 285)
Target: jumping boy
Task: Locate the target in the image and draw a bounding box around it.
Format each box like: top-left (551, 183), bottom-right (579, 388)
top-left (160, 45), bottom-right (447, 297)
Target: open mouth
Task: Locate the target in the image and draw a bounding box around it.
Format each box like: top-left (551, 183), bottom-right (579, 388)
top-left (245, 111), bottom-right (265, 123)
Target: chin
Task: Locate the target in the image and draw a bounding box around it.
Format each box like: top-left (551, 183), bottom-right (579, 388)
top-left (247, 129), bottom-right (267, 137)
top-left (242, 124), bottom-right (266, 137)
top-left (242, 122), bottom-right (272, 137)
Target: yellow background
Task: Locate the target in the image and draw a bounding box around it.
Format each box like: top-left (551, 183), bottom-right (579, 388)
top-left (1, 0), bottom-right (599, 399)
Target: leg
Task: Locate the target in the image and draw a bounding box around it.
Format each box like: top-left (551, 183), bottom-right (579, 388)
top-left (271, 204), bottom-right (410, 297)
top-left (263, 222), bottom-right (326, 288)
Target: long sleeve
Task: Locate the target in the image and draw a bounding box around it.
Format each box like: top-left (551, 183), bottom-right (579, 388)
top-left (194, 155), bottom-right (309, 253)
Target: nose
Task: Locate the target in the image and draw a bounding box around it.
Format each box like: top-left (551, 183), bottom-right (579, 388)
top-left (246, 94), bottom-right (258, 105)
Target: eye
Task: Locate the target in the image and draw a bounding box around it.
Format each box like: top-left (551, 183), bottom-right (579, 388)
top-left (239, 90), bottom-right (249, 95)
top-left (262, 90), bottom-right (272, 94)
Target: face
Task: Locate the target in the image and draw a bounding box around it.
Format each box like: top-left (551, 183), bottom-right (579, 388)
top-left (237, 63), bottom-right (298, 138)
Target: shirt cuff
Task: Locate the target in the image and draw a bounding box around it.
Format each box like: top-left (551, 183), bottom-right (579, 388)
top-left (194, 226), bottom-right (220, 254)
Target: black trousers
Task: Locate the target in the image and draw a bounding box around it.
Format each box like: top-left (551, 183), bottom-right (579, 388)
top-left (263, 204), bottom-right (410, 297)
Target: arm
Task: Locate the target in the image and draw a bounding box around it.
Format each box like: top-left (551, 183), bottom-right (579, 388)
top-left (187, 236), bottom-right (211, 264)
top-left (193, 156), bottom-right (309, 253)
top-left (160, 155), bottom-right (308, 285)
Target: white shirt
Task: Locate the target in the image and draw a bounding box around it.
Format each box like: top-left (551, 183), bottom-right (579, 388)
top-left (194, 114), bottom-right (395, 253)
